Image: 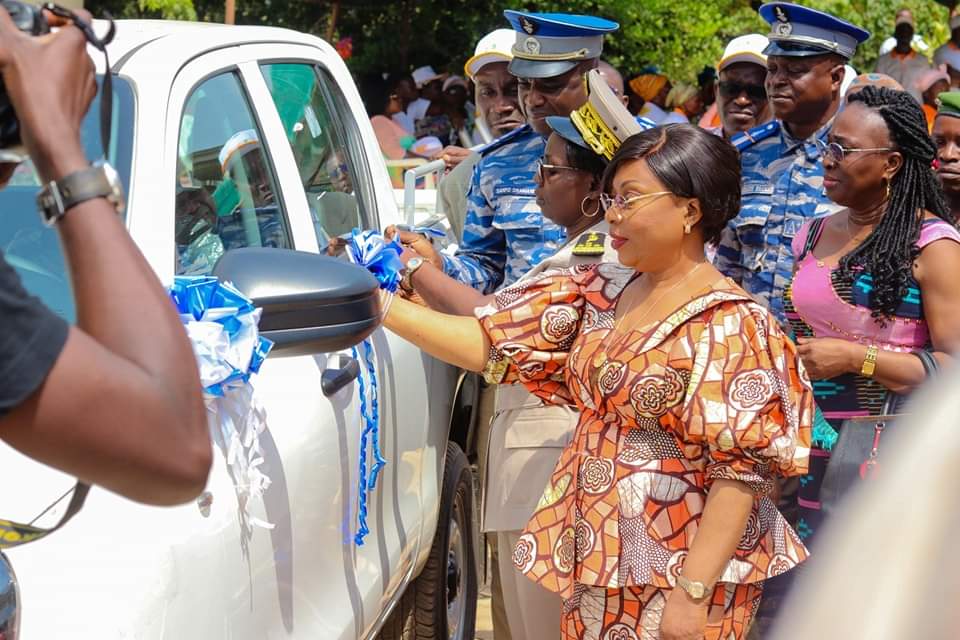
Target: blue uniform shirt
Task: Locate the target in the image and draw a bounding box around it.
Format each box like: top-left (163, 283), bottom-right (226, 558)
top-left (715, 118), bottom-right (842, 325)
top-left (442, 125), bottom-right (565, 293)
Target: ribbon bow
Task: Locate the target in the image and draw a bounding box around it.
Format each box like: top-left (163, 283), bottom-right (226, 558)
top-left (347, 228), bottom-right (405, 293)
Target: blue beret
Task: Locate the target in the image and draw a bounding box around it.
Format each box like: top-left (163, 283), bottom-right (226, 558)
top-left (759, 2), bottom-right (869, 60)
top-left (503, 10), bottom-right (618, 79)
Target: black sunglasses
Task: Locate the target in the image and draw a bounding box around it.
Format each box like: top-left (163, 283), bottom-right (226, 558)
top-left (718, 81), bottom-right (767, 101)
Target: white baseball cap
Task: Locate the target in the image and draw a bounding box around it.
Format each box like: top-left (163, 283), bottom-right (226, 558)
top-left (718, 34), bottom-right (770, 72)
top-left (464, 28), bottom-right (515, 80)
top-left (412, 65), bottom-right (445, 88)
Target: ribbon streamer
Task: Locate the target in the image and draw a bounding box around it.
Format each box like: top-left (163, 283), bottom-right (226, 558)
top-left (169, 276), bottom-right (275, 534)
top-left (344, 229), bottom-right (398, 545)
top-left (351, 339), bottom-right (387, 546)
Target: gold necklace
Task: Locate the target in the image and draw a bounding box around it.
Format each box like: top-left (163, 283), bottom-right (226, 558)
top-left (614, 263), bottom-right (705, 334)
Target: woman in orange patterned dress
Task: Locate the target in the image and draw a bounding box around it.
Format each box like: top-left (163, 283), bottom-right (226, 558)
top-left (382, 124), bottom-right (813, 640)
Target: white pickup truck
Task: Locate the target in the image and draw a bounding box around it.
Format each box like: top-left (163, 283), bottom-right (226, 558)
top-left (0, 20), bottom-right (482, 640)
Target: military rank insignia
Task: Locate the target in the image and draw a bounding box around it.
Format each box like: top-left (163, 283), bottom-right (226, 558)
top-left (572, 232), bottom-right (606, 256)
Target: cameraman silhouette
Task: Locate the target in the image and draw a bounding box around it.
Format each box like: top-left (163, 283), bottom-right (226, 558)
top-left (0, 7), bottom-right (211, 506)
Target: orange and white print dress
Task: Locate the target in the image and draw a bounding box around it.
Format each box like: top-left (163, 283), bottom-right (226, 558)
top-left (476, 263), bottom-right (813, 640)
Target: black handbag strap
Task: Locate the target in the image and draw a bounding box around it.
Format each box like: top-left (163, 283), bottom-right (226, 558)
top-left (914, 349), bottom-right (939, 378)
top-left (797, 217), bottom-right (826, 262)
top-left (880, 349), bottom-right (939, 415)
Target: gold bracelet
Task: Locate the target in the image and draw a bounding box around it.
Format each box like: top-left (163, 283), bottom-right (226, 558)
top-left (861, 344), bottom-right (879, 378)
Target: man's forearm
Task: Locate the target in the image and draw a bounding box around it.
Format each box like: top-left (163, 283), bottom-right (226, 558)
top-left (411, 262), bottom-right (491, 316)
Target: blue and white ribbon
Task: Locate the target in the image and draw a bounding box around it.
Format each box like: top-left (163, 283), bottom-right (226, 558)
top-left (345, 229), bottom-right (405, 545)
top-left (169, 276), bottom-right (275, 532)
top-left (347, 228), bottom-right (405, 294)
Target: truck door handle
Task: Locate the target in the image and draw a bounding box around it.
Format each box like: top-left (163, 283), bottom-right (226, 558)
top-left (322, 356), bottom-right (361, 396)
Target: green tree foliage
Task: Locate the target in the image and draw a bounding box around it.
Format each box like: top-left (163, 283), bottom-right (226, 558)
top-left (84, 0), bottom-right (955, 84)
top-left (88, 0), bottom-right (196, 20)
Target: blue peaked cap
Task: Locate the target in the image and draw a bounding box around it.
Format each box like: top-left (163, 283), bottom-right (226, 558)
top-left (503, 10), bottom-right (618, 79)
top-left (759, 2), bottom-right (869, 60)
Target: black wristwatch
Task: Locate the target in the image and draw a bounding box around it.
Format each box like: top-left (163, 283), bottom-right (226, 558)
top-left (37, 160), bottom-right (125, 226)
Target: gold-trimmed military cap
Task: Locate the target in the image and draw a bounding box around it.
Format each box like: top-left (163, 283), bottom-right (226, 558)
top-left (759, 2), bottom-right (869, 61)
top-left (546, 68), bottom-right (655, 161)
top-left (503, 10), bottom-right (618, 79)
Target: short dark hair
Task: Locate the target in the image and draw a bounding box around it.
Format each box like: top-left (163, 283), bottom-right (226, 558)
top-left (565, 138), bottom-right (607, 183)
top-left (601, 124), bottom-right (741, 245)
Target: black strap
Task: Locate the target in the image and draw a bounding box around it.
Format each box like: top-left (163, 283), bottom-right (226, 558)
top-left (913, 349), bottom-right (939, 378)
top-left (0, 482), bottom-right (89, 548)
top-left (881, 349), bottom-right (939, 415)
top-left (42, 4), bottom-right (116, 157)
top-left (798, 217), bottom-right (825, 262)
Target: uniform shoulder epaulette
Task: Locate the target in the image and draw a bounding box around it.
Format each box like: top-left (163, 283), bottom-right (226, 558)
top-left (572, 231), bottom-right (606, 256)
top-left (477, 124), bottom-right (532, 156)
top-left (730, 120), bottom-right (781, 152)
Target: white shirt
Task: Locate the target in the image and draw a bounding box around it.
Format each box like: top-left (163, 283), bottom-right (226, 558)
top-left (392, 98), bottom-right (431, 134)
top-left (879, 34), bottom-right (929, 57)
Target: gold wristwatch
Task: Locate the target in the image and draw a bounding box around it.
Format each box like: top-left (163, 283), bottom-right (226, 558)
top-left (400, 256), bottom-right (426, 292)
top-left (676, 575), bottom-right (711, 603)
top-left (861, 344), bottom-right (879, 378)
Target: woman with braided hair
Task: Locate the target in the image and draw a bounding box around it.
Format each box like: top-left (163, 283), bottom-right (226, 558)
top-left (785, 85), bottom-right (960, 544)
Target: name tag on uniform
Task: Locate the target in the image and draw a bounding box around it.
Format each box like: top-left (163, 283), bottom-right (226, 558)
top-left (493, 185), bottom-right (536, 198)
top-left (742, 182), bottom-right (775, 196)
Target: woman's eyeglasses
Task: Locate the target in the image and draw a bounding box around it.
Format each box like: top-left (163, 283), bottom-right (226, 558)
top-left (816, 139), bottom-right (894, 163)
top-left (599, 191), bottom-right (672, 216)
top-left (717, 81), bottom-right (767, 101)
top-left (536, 159), bottom-right (582, 182)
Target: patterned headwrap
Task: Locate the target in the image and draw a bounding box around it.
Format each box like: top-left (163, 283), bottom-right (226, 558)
top-left (629, 73), bottom-right (668, 101)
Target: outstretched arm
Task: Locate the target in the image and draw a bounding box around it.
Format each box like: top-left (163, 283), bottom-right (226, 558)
top-left (383, 295), bottom-right (490, 372)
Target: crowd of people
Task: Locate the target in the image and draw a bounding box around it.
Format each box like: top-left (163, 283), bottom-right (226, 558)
top-left (365, 3), bottom-right (960, 640)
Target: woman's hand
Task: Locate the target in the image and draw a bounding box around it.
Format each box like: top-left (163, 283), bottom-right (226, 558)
top-left (659, 588), bottom-right (709, 640)
top-left (385, 226), bottom-right (443, 269)
top-left (795, 336), bottom-right (857, 380)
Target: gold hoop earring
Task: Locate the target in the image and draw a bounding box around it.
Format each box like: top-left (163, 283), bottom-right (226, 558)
top-left (580, 195), bottom-right (600, 218)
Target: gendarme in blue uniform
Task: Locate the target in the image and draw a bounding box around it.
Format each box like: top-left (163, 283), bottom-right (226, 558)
top-left (441, 10), bottom-right (618, 293)
top-left (442, 125), bottom-right (562, 291)
top-left (714, 3), bottom-right (869, 325)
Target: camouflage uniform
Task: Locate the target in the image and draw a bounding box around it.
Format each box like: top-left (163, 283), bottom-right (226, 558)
top-left (441, 125), bottom-right (565, 293)
top-left (715, 119), bottom-right (842, 326)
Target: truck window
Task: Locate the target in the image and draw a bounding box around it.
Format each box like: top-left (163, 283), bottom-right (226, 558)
top-left (259, 63), bottom-right (376, 249)
top-left (174, 71), bottom-right (293, 276)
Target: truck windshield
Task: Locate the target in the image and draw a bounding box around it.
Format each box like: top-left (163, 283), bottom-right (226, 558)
top-left (0, 76), bottom-right (134, 323)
